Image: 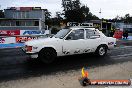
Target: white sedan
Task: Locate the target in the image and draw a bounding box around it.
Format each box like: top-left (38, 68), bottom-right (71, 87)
top-left (23, 27), bottom-right (116, 63)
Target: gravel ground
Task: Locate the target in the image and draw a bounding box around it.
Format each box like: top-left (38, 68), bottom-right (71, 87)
top-left (0, 57), bottom-right (132, 88)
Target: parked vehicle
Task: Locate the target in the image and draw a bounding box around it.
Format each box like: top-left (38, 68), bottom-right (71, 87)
top-left (22, 26), bottom-right (116, 63)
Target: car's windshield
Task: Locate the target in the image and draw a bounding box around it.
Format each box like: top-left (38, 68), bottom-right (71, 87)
top-left (54, 29), bottom-right (71, 39)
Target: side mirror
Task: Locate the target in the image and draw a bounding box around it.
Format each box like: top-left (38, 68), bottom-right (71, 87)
top-left (66, 36), bottom-right (72, 40)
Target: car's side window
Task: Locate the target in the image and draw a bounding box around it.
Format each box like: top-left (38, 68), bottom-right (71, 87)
top-left (66, 29), bottom-right (84, 40)
top-left (86, 29), bottom-right (100, 39)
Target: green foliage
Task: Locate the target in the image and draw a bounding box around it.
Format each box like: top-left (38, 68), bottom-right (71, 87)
top-left (65, 9), bottom-right (85, 22)
top-left (62, 0), bottom-right (99, 22)
top-left (0, 10), bottom-right (4, 18)
top-left (45, 9), bottom-right (63, 26)
top-left (44, 9), bottom-right (52, 26)
top-left (124, 14), bottom-right (132, 23)
top-left (112, 14), bottom-right (132, 23)
top-left (51, 18), bottom-right (61, 26)
top-left (51, 27), bottom-right (59, 34)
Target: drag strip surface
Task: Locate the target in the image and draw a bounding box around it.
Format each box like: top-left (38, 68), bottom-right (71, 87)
top-left (0, 46), bottom-right (132, 81)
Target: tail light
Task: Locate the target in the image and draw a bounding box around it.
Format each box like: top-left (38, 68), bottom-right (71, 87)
top-left (25, 45), bottom-right (32, 52)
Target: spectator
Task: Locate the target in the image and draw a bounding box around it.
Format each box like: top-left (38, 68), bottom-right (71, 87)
top-left (109, 30), bottom-right (114, 37)
top-left (123, 30), bottom-right (128, 39)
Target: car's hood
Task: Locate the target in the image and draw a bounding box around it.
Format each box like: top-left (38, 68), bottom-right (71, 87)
top-left (25, 37), bottom-right (60, 46)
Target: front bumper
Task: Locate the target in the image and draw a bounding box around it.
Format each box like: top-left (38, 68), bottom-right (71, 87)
top-left (114, 44), bottom-right (117, 47)
top-left (22, 47), bottom-right (38, 58)
top-left (28, 53), bottom-right (38, 58)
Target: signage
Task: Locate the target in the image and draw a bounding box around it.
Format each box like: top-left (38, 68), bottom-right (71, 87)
top-left (0, 37), bottom-right (16, 44)
top-left (79, 67), bottom-right (131, 87)
top-left (16, 36), bottom-right (38, 43)
top-left (0, 30), bottom-right (20, 36)
top-left (20, 30), bottom-right (45, 35)
top-left (67, 22), bottom-right (93, 27)
top-left (20, 7), bottom-right (33, 11)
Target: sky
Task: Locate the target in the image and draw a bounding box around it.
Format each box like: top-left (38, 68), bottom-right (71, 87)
top-left (0, 0), bottom-right (132, 19)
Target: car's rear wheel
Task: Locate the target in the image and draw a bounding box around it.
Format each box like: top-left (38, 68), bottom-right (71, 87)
top-left (95, 45), bottom-right (107, 56)
top-left (38, 48), bottom-right (57, 64)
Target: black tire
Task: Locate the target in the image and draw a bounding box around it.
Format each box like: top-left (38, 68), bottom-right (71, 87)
top-left (38, 48), bottom-right (57, 64)
top-left (95, 45), bottom-right (107, 57)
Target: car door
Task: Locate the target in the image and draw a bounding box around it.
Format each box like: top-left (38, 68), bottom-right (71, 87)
top-left (62, 29), bottom-right (86, 55)
top-left (84, 29), bottom-right (101, 53)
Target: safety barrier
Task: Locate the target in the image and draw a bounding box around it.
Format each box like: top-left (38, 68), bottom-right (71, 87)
top-left (0, 29), bottom-right (50, 48)
top-left (0, 34), bottom-right (50, 48)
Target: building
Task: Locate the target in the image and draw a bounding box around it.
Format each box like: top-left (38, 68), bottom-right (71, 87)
top-left (89, 20), bottom-right (113, 36)
top-left (114, 22), bottom-right (132, 33)
top-left (123, 24), bottom-right (132, 33)
top-left (0, 7), bottom-right (46, 31)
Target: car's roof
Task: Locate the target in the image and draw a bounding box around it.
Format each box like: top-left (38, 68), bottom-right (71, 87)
top-left (69, 26), bottom-right (96, 30)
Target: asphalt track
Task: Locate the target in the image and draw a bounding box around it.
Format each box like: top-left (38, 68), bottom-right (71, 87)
top-left (0, 41), bottom-right (132, 82)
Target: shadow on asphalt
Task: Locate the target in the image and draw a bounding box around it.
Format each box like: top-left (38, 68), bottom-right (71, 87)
top-left (0, 52), bottom-right (132, 82)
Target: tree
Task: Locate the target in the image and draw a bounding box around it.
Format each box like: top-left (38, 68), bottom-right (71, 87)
top-left (124, 14), bottom-right (132, 23)
top-left (65, 9), bottom-right (85, 22)
top-left (81, 5), bottom-right (89, 17)
top-left (62, 0), bottom-right (99, 22)
top-left (62, 0), bottom-right (83, 22)
top-left (112, 14), bottom-right (132, 23)
top-left (52, 12), bottom-right (63, 26)
top-left (72, 0), bottom-right (80, 10)
top-left (81, 5), bottom-right (98, 21)
top-left (44, 9), bottom-right (52, 26)
top-left (56, 12), bottom-right (63, 19)
top-left (0, 10), bottom-right (4, 18)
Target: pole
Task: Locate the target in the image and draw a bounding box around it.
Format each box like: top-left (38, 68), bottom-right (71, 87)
top-left (99, 8), bottom-right (102, 30)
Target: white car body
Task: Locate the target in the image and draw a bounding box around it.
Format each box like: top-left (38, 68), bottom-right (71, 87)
top-left (23, 27), bottom-right (116, 59)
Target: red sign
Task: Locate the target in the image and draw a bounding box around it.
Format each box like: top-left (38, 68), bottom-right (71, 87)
top-left (20, 7), bottom-right (33, 11)
top-left (0, 30), bottom-right (20, 36)
top-left (16, 36), bottom-right (38, 43)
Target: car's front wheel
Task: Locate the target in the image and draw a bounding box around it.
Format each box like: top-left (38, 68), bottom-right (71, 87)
top-left (38, 48), bottom-right (57, 64)
top-left (95, 45), bottom-right (107, 57)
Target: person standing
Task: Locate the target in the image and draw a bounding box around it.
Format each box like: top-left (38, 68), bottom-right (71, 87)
top-left (123, 30), bottom-right (128, 39)
top-left (109, 30), bottom-right (115, 37)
